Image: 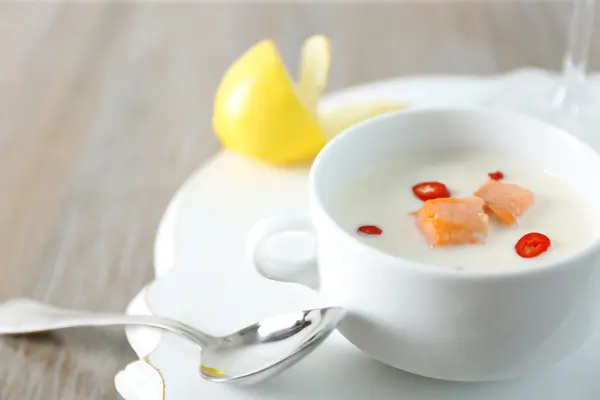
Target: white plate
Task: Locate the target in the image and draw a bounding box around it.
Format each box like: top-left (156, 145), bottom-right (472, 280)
top-left (115, 69), bottom-right (600, 400)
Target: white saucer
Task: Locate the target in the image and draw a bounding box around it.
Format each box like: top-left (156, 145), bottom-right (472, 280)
top-left (115, 69), bottom-right (600, 400)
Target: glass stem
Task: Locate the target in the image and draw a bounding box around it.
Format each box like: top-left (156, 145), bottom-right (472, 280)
top-left (553, 0), bottom-right (595, 111)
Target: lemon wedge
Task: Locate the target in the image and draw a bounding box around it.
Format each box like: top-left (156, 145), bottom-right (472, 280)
top-left (213, 35), bottom-right (409, 165)
top-left (318, 101), bottom-right (410, 140)
top-left (297, 35), bottom-right (331, 115)
top-left (213, 38), bottom-right (328, 165)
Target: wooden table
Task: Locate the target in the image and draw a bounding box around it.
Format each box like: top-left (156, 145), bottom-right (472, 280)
top-left (0, 2), bottom-right (598, 399)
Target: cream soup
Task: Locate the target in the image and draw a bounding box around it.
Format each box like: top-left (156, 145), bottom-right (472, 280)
top-left (331, 152), bottom-right (600, 270)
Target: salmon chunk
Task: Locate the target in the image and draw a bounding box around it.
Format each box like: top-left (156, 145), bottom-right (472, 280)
top-left (415, 197), bottom-right (489, 247)
top-left (474, 180), bottom-right (534, 225)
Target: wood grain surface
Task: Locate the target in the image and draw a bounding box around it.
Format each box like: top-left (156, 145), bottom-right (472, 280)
top-left (0, 2), bottom-right (598, 399)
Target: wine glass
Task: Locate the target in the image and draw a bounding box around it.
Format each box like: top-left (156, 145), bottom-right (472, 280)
top-left (485, 0), bottom-right (599, 148)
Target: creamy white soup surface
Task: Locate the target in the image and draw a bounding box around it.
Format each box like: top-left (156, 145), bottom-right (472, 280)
top-left (331, 152), bottom-right (599, 270)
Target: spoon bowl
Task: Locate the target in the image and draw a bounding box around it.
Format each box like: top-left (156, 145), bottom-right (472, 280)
top-left (201, 307), bottom-right (345, 384)
top-left (0, 299), bottom-right (345, 385)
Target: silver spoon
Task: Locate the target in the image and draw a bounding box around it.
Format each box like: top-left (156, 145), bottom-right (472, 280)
top-left (0, 298), bottom-right (345, 385)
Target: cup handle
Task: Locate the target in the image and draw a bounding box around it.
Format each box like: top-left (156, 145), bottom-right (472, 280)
top-left (247, 213), bottom-right (319, 290)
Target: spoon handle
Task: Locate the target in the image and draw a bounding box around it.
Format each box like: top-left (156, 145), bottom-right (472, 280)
top-left (0, 298), bottom-right (215, 348)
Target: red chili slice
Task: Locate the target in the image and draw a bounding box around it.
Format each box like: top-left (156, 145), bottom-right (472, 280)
top-left (515, 232), bottom-right (551, 258)
top-left (412, 181), bottom-right (451, 201)
top-left (488, 171), bottom-right (504, 181)
top-left (357, 225), bottom-right (383, 235)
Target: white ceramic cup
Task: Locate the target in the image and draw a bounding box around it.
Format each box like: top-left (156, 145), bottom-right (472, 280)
top-left (246, 107), bottom-right (600, 382)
